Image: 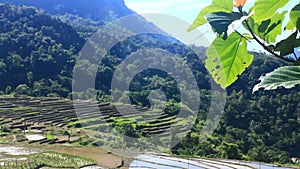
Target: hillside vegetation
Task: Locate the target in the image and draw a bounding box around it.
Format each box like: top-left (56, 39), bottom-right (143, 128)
top-left (0, 2), bottom-right (299, 165)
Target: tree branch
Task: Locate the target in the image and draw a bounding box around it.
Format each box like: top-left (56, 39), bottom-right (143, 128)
top-left (243, 19), bottom-right (296, 63)
top-left (293, 52), bottom-right (298, 60)
top-left (234, 30), bottom-right (251, 42)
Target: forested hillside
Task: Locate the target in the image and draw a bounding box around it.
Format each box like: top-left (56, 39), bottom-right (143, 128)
top-left (174, 54), bottom-right (300, 163)
top-left (0, 0), bottom-right (134, 21)
top-left (0, 2), bottom-right (299, 165)
top-left (0, 4), bottom-right (84, 97)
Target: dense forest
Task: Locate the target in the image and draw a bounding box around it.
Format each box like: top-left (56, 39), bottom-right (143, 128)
top-left (0, 2), bottom-right (300, 165)
top-left (0, 4), bottom-right (85, 97)
top-left (0, 0), bottom-right (134, 21)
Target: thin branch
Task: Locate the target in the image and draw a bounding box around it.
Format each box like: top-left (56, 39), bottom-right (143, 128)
top-left (234, 30), bottom-right (251, 42)
top-left (243, 19), bottom-right (296, 63)
top-left (293, 52), bottom-right (298, 60)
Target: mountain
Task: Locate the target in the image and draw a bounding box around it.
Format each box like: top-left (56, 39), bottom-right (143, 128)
top-left (0, 0), bottom-right (166, 40)
top-left (0, 3), bottom-right (84, 96)
top-left (0, 2), bottom-right (196, 97)
top-left (0, 0), bottom-right (134, 21)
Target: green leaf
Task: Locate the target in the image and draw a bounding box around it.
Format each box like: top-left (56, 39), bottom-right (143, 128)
top-left (242, 33), bottom-right (253, 40)
top-left (247, 11), bottom-right (286, 43)
top-left (264, 12), bottom-right (287, 43)
top-left (206, 12), bottom-right (243, 40)
top-left (295, 59), bottom-right (300, 66)
top-left (245, 17), bottom-right (260, 35)
top-left (253, 0), bottom-right (289, 22)
top-left (290, 4), bottom-right (300, 31)
top-left (258, 19), bottom-right (271, 32)
top-left (188, 0), bottom-right (233, 31)
top-left (253, 66), bottom-right (300, 92)
top-left (274, 31), bottom-right (300, 57)
top-left (267, 45), bottom-right (275, 51)
top-left (286, 4), bottom-right (300, 30)
top-left (285, 20), bottom-right (295, 30)
top-left (206, 32), bottom-right (254, 89)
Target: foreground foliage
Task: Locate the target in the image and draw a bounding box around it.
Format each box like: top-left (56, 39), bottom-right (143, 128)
top-left (190, 0), bottom-right (300, 90)
top-left (253, 66), bottom-right (300, 92)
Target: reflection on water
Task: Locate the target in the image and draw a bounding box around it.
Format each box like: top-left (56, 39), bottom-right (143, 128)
top-left (0, 144), bottom-right (39, 166)
top-left (130, 153), bottom-right (294, 169)
top-left (0, 144), bottom-right (39, 156)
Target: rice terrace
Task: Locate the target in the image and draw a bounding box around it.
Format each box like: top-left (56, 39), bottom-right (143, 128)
top-left (0, 96), bottom-right (193, 168)
top-left (0, 96), bottom-right (298, 168)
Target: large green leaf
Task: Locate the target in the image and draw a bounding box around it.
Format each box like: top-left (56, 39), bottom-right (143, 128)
top-left (206, 32), bottom-right (254, 89)
top-left (286, 4), bottom-right (300, 30)
top-left (253, 0), bottom-right (289, 22)
top-left (285, 20), bottom-right (295, 30)
top-left (206, 12), bottom-right (243, 40)
top-left (253, 66), bottom-right (300, 92)
top-left (188, 0), bottom-right (233, 31)
top-left (247, 11), bottom-right (287, 43)
top-left (290, 4), bottom-right (300, 31)
top-left (264, 11), bottom-right (287, 43)
top-left (274, 31), bottom-right (300, 57)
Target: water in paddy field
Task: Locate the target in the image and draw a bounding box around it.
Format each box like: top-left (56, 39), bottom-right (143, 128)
top-left (0, 144), bottom-right (39, 156)
top-left (130, 153), bottom-right (295, 169)
top-left (0, 144), bottom-right (39, 166)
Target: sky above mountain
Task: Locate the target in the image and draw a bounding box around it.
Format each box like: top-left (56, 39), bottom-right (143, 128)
top-left (124, 0), bottom-right (256, 48)
top-left (124, 0), bottom-right (258, 23)
top-left (125, 0), bottom-right (209, 23)
top-left (125, 0), bottom-right (299, 55)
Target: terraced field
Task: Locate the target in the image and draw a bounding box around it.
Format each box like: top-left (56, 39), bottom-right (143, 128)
top-left (0, 96), bottom-right (185, 148)
top-left (0, 96), bottom-right (190, 167)
top-left (0, 144), bottom-right (100, 168)
top-left (0, 97), bottom-right (298, 169)
top-left (0, 97), bottom-right (77, 144)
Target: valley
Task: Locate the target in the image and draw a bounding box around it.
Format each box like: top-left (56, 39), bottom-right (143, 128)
top-left (0, 0), bottom-right (299, 168)
top-left (0, 96), bottom-right (299, 168)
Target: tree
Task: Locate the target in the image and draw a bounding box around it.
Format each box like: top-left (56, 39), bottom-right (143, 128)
top-left (14, 84), bottom-right (31, 95)
top-left (217, 141), bottom-right (241, 159)
top-left (189, 0), bottom-right (300, 91)
top-left (5, 86), bottom-right (12, 95)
